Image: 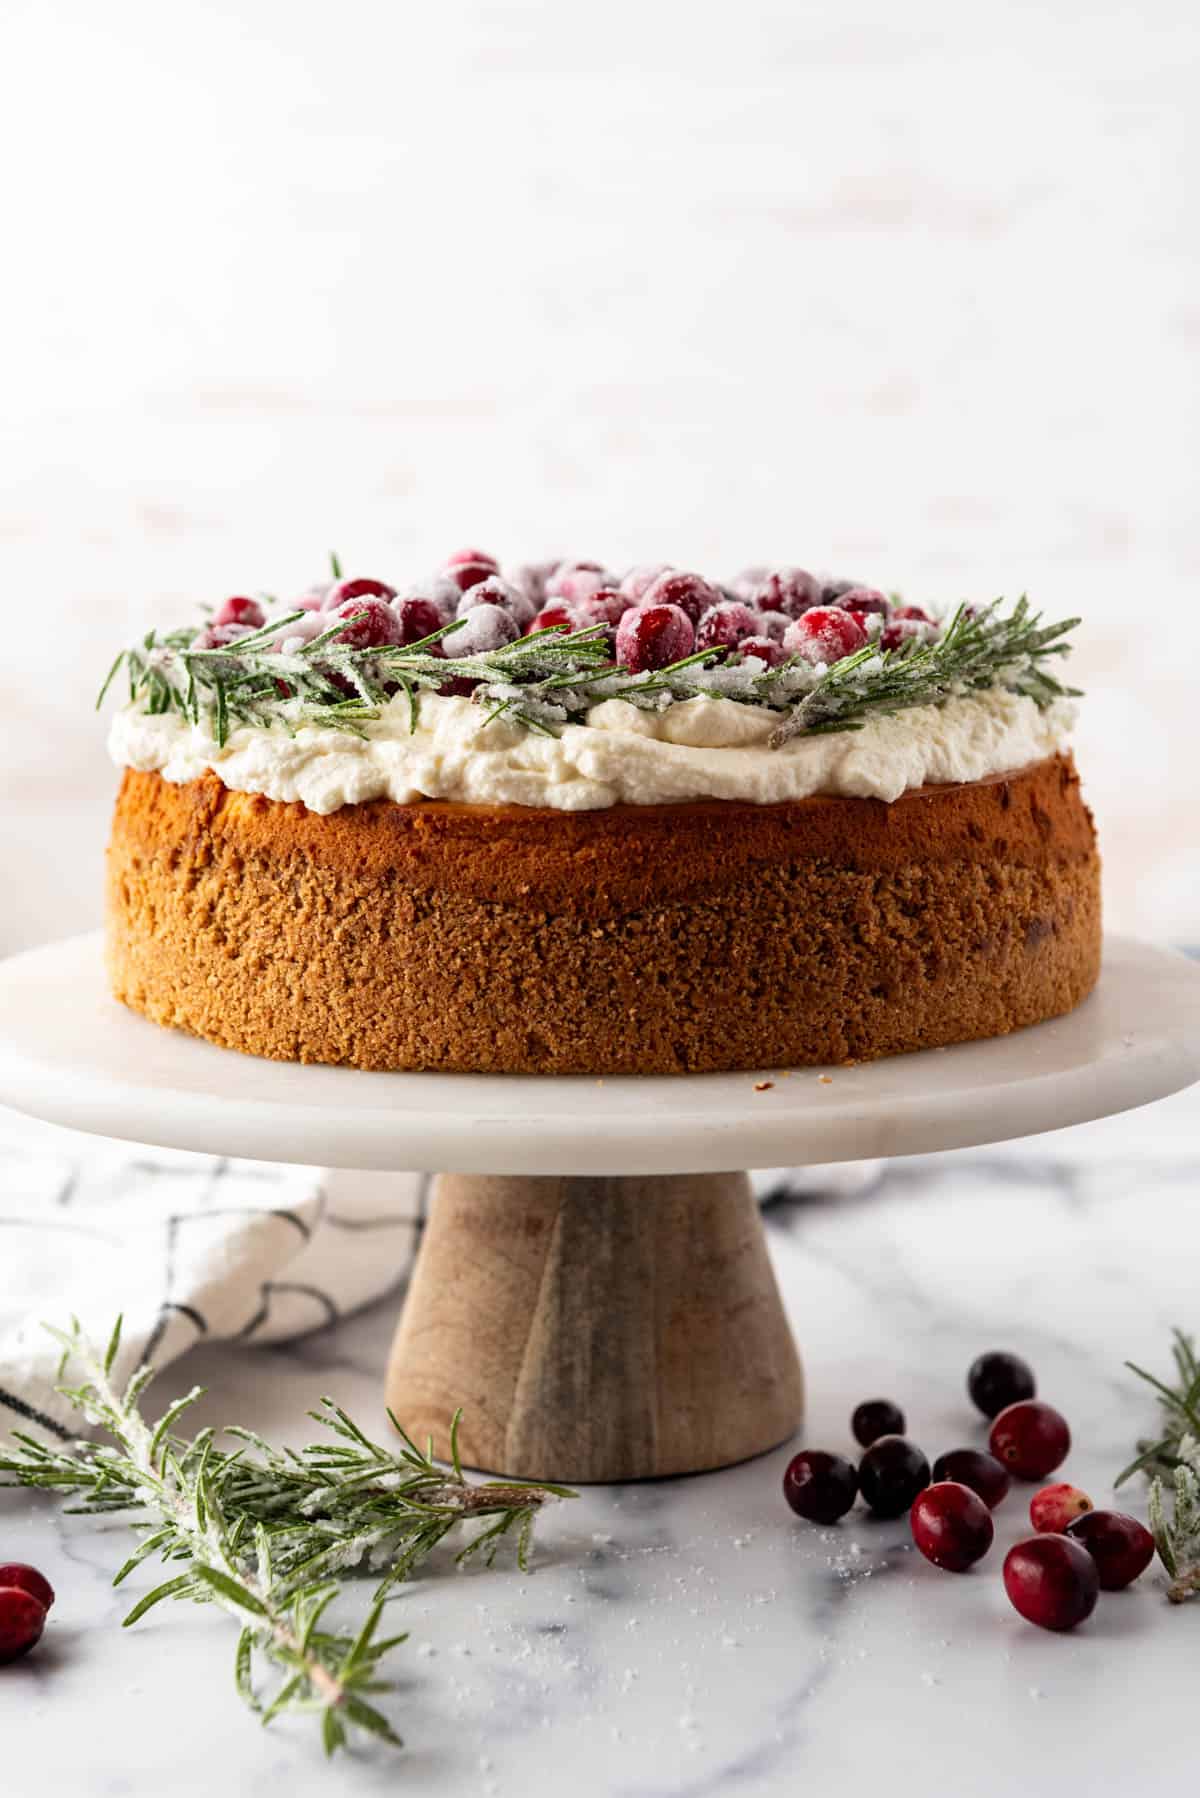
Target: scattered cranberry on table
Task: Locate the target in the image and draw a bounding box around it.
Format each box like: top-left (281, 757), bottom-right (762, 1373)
top-left (0, 1565), bottom-right (53, 1666)
top-left (911, 1481), bottom-right (995, 1572)
top-left (782, 606), bottom-right (868, 667)
top-left (614, 603), bottom-right (695, 673)
top-left (857, 1435), bottom-right (931, 1518)
top-left (1065, 1511), bottom-right (1156, 1589)
top-left (1030, 1482), bottom-right (1093, 1533)
top-left (851, 1398), bottom-right (906, 1448)
top-left (989, 1400), bottom-right (1071, 1481)
top-left (782, 1450), bottom-right (859, 1524)
top-left (968, 1350), bottom-right (1037, 1419)
top-left (931, 1447), bottom-right (1011, 1509)
top-left (1003, 1534), bottom-right (1099, 1632)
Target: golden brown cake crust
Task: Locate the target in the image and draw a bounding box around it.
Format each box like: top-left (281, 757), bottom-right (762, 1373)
top-left (105, 755), bottom-right (1101, 1074)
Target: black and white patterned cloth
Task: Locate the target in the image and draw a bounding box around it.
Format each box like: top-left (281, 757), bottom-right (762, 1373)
top-left (0, 1115), bottom-right (880, 1439)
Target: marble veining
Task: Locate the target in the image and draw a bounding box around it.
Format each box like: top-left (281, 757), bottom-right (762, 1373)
top-left (3, 1086), bottom-right (1198, 1795)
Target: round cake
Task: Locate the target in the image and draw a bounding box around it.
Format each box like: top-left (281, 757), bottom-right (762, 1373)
top-left (102, 555), bottom-right (1100, 1074)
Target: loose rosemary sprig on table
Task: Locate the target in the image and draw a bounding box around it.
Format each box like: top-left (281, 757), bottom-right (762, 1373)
top-left (98, 596), bottom-right (1080, 748)
top-left (0, 1319), bottom-right (572, 1755)
top-left (1117, 1329), bottom-right (1200, 1603)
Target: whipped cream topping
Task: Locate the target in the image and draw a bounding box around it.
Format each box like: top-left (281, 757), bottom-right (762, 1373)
top-left (109, 689), bottom-right (1075, 814)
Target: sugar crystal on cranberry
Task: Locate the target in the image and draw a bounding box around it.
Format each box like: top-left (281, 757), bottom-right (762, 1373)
top-left (782, 606), bottom-right (868, 667)
top-left (393, 597), bottom-right (445, 647)
top-left (442, 603), bottom-right (520, 657)
top-left (695, 602), bottom-right (759, 652)
top-left (753, 568), bottom-right (822, 618)
top-left (214, 595), bottom-right (265, 630)
top-left (615, 604), bottom-right (694, 672)
top-left (641, 570), bottom-right (722, 625)
top-left (327, 596), bottom-right (403, 649)
top-left (324, 575), bottom-right (397, 610)
top-left (737, 635), bottom-right (787, 668)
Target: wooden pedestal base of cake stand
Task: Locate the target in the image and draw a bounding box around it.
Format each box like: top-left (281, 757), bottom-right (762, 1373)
top-left (387, 1172), bottom-right (803, 1482)
top-left (2, 934), bottom-right (1200, 1483)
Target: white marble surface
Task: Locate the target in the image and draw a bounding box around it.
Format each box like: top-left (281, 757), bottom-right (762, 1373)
top-left (1, 0), bottom-right (1198, 955)
top-left (4, 1083), bottom-right (1199, 1797)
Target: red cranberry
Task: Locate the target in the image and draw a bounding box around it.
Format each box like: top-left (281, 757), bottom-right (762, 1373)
top-left (857, 1436), bottom-right (930, 1518)
top-left (324, 575), bottom-right (397, 609)
top-left (442, 603), bottom-right (520, 657)
top-left (989, 1401), bottom-right (1070, 1481)
top-left (968, 1351), bottom-right (1036, 1419)
top-left (641, 570), bottom-right (722, 626)
top-left (214, 595), bottom-right (265, 630)
top-left (1003, 1534), bottom-right (1099, 1632)
top-left (393, 597), bottom-right (445, 646)
top-left (620, 563), bottom-right (674, 603)
top-left (782, 606), bottom-right (868, 667)
top-left (880, 618), bottom-right (933, 653)
top-left (838, 586), bottom-right (890, 618)
top-left (272, 611), bottom-right (329, 654)
top-left (752, 609), bottom-right (792, 642)
top-left (191, 622), bottom-right (252, 650)
top-left (508, 559), bottom-right (561, 605)
top-left (851, 1399), bottom-right (906, 1448)
top-left (753, 568), bottom-right (822, 618)
top-left (695, 602), bottom-right (759, 652)
top-left (545, 562), bottom-right (613, 606)
top-left (0, 1565), bottom-right (54, 1613)
top-left (931, 1448), bottom-right (1011, 1509)
top-left (327, 596), bottom-right (403, 649)
top-left (0, 1586), bottom-right (46, 1664)
top-left (295, 582), bottom-right (330, 612)
top-left (532, 602), bottom-right (580, 634)
top-left (737, 635), bottom-right (787, 668)
top-left (911, 1481), bottom-right (994, 1572)
top-left (728, 565), bottom-right (769, 602)
top-left (893, 604), bottom-right (932, 623)
top-left (1030, 1483), bottom-right (1093, 1533)
top-left (615, 604), bottom-right (694, 672)
top-left (441, 559), bottom-right (497, 594)
top-left (445, 547), bottom-right (499, 572)
top-left (782, 1450), bottom-right (858, 1524)
top-left (820, 577), bottom-right (860, 605)
top-left (1065, 1510), bottom-right (1155, 1590)
top-left (575, 588), bottom-right (629, 628)
top-left (456, 576), bottom-right (535, 630)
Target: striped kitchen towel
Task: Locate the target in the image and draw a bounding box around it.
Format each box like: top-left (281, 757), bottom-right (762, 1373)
top-left (0, 1113), bottom-right (880, 1439)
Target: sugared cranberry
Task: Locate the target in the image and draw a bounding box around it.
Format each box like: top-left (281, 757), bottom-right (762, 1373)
top-left (457, 576), bottom-right (535, 629)
top-left (620, 563), bottom-right (674, 603)
top-left (191, 622), bottom-right (252, 650)
top-left (327, 596), bottom-right (403, 649)
top-left (737, 635), bottom-right (787, 668)
top-left (911, 1481), bottom-right (994, 1572)
top-left (575, 588), bottom-right (629, 629)
top-left (324, 575), bottom-right (397, 609)
top-left (782, 1450), bottom-right (858, 1524)
top-left (441, 559), bottom-right (497, 595)
top-left (820, 577), bottom-right (860, 605)
top-left (893, 604), bottom-right (933, 624)
top-left (968, 1351), bottom-right (1036, 1419)
top-left (615, 604), bottom-right (694, 672)
top-left (294, 583), bottom-right (330, 612)
top-left (989, 1401), bottom-right (1070, 1481)
top-left (214, 595), bottom-right (265, 630)
top-left (851, 1399), bottom-right (906, 1448)
top-left (858, 1436), bottom-right (930, 1518)
top-left (507, 560), bottom-right (560, 606)
top-left (393, 597), bottom-right (445, 647)
top-left (752, 609), bottom-right (792, 643)
top-left (0, 1586), bottom-right (46, 1664)
top-left (1065, 1510), bottom-right (1155, 1590)
top-left (0, 1565), bottom-right (54, 1613)
top-left (532, 602), bottom-right (580, 634)
top-left (753, 568), bottom-right (822, 618)
top-left (782, 606), bottom-right (868, 667)
top-left (445, 547), bottom-right (499, 572)
top-left (1030, 1483), bottom-right (1093, 1533)
top-left (838, 586), bottom-right (890, 618)
top-left (545, 562), bottom-right (613, 606)
top-left (695, 602), bottom-right (759, 653)
top-left (641, 570), bottom-right (722, 625)
top-left (728, 565), bottom-right (769, 602)
top-left (441, 603), bottom-right (520, 657)
top-left (1003, 1534), bottom-right (1099, 1631)
top-left (880, 618), bottom-right (933, 653)
top-left (272, 611), bottom-right (329, 655)
top-left (931, 1448), bottom-right (1011, 1509)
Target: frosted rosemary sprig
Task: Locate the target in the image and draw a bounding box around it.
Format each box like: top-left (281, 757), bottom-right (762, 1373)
top-left (0, 1320), bottom-right (572, 1756)
top-left (99, 596), bottom-right (1081, 747)
top-left (1117, 1330), bottom-right (1200, 1604)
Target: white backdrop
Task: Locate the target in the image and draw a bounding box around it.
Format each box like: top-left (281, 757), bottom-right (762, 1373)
top-left (1, 0), bottom-right (1196, 951)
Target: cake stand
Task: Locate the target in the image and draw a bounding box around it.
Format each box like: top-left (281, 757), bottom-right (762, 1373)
top-left (1, 932), bottom-right (1199, 1484)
